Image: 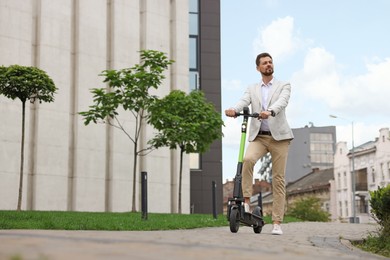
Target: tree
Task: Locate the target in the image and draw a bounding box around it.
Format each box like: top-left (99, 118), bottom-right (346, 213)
top-left (147, 90), bottom-right (224, 213)
top-left (0, 65), bottom-right (57, 211)
top-left (370, 185), bottom-right (390, 235)
top-left (79, 50), bottom-right (173, 212)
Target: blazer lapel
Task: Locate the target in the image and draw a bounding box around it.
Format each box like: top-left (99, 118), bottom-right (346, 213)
top-left (255, 83), bottom-right (262, 108)
top-left (267, 80), bottom-right (278, 106)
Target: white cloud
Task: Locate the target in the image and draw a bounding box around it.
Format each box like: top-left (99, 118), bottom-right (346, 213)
top-left (334, 122), bottom-right (386, 150)
top-left (252, 16), bottom-right (306, 61)
top-left (292, 48), bottom-right (390, 117)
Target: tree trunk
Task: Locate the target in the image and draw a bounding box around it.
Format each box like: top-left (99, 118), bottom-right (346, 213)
top-left (178, 148), bottom-right (184, 214)
top-left (17, 101), bottom-right (26, 211)
top-left (131, 140), bottom-right (137, 212)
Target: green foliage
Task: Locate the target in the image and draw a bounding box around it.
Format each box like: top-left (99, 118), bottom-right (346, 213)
top-left (147, 89), bottom-right (224, 213)
top-left (354, 232), bottom-right (390, 258)
top-left (79, 50), bottom-right (173, 125)
top-left (78, 50), bottom-right (173, 212)
top-left (0, 65), bottom-right (57, 103)
top-left (370, 185), bottom-right (390, 235)
top-left (147, 90), bottom-right (224, 153)
top-left (0, 64), bottom-right (57, 211)
top-left (287, 197), bottom-right (330, 222)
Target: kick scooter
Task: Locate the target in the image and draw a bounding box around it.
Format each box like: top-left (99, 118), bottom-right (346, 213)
top-left (226, 107), bottom-right (265, 233)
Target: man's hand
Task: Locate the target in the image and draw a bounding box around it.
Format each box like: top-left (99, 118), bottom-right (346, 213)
top-left (259, 110), bottom-right (272, 119)
top-left (225, 108), bottom-right (237, 118)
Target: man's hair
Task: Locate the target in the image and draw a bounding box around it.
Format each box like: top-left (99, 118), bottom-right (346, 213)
top-left (255, 52), bottom-right (273, 66)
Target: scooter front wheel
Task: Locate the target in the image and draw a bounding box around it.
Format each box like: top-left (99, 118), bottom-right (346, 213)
top-left (252, 206), bottom-right (263, 234)
top-left (229, 207), bottom-right (240, 233)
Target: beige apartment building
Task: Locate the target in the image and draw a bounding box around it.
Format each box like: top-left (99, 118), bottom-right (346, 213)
top-left (334, 127), bottom-right (390, 223)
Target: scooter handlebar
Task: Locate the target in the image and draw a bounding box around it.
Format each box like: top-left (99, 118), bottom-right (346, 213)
top-left (235, 111), bottom-right (259, 118)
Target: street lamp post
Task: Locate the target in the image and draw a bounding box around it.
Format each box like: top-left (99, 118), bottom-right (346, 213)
top-left (330, 114), bottom-right (356, 223)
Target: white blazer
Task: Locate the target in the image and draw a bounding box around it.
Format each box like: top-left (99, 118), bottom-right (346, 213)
top-left (233, 79), bottom-right (294, 142)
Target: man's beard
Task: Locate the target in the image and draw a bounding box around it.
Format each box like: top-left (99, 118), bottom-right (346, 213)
top-left (262, 68), bottom-right (273, 76)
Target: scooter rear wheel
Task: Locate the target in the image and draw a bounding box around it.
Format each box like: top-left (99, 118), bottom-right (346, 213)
top-left (229, 207), bottom-right (240, 233)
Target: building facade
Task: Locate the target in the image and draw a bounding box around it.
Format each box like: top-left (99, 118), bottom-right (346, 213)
top-left (334, 127), bottom-right (390, 223)
top-left (188, 0), bottom-right (223, 214)
top-left (0, 0), bottom-right (222, 214)
top-left (286, 125), bottom-right (336, 183)
top-left (258, 125), bottom-right (336, 184)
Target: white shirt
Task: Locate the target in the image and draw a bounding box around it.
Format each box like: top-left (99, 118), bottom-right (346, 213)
top-left (260, 79), bottom-right (273, 131)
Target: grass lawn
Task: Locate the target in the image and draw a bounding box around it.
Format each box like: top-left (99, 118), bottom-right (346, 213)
top-left (0, 210), bottom-right (301, 231)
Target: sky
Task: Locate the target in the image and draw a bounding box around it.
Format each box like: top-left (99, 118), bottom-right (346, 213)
top-left (220, 0), bottom-right (390, 182)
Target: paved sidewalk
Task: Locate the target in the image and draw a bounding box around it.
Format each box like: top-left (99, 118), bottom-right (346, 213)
top-left (0, 222), bottom-right (387, 260)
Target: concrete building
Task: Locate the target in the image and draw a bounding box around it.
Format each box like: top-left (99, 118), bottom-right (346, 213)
top-left (0, 0), bottom-right (222, 214)
top-left (258, 125), bottom-right (336, 184)
top-left (285, 125), bottom-right (336, 183)
top-left (188, 0), bottom-right (222, 214)
top-left (249, 126), bottom-right (389, 223)
top-left (334, 127), bottom-right (390, 223)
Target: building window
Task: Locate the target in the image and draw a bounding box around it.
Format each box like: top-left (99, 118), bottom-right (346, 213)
top-left (189, 71), bottom-right (199, 90)
top-left (309, 133), bottom-right (334, 164)
top-left (189, 0), bottom-right (200, 91)
top-left (372, 167), bottom-right (376, 183)
top-left (189, 12), bottom-right (198, 35)
top-left (324, 202), bottom-right (330, 213)
top-left (356, 196), bottom-right (368, 214)
top-left (189, 0), bottom-right (201, 169)
top-left (189, 37), bottom-right (198, 70)
top-left (337, 172), bottom-right (341, 189)
top-left (343, 171), bottom-right (347, 189)
top-left (345, 201), bottom-right (349, 217)
top-left (190, 153), bottom-right (200, 169)
top-left (387, 162), bottom-right (390, 179)
top-left (339, 201), bottom-right (342, 216)
top-left (380, 163), bottom-right (385, 181)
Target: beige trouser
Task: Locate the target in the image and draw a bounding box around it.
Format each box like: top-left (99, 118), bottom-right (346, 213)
top-left (242, 135), bottom-right (290, 223)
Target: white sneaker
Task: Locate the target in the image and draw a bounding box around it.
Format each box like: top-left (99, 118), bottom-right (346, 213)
top-left (244, 203), bottom-right (250, 212)
top-left (271, 224), bottom-right (283, 235)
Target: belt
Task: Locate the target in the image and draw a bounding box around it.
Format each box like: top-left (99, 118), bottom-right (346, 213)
top-left (258, 130), bottom-right (272, 136)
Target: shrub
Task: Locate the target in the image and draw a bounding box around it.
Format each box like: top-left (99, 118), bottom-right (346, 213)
top-left (287, 197), bottom-right (330, 222)
top-left (370, 185), bottom-right (390, 235)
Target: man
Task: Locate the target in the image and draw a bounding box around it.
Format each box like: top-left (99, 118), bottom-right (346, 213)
top-left (225, 52), bottom-right (293, 235)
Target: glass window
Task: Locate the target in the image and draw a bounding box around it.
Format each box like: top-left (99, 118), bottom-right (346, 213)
top-left (387, 162), bottom-right (390, 179)
top-left (190, 153), bottom-right (200, 169)
top-left (189, 37), bottom-right (198, 70)
top-left (189, 13), bottom-right (198, 36)
top-left (189, 0), bottom-right (198, 13)
top-left (381, 163), bottom-right (385, 180)
top-left (337, 172), bottom-right (341, 189)
top-left (343, 172), bottom-right (347, 188)
top-left (189, 71), bottom-right (199, 91)
top-left (339, 201), bottom-right (342, 216)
